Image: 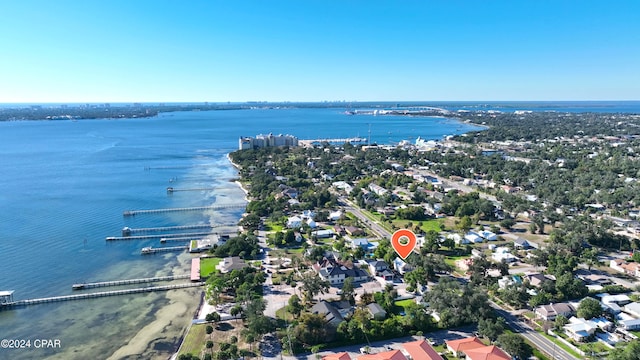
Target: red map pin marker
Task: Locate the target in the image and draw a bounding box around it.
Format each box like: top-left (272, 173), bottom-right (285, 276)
top-left (391, 229), bottom-right (417, 259)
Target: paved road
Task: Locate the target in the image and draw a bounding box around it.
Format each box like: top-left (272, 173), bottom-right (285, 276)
top-left (338, 197), bottom-right (392, 239)
top-left (489, 301), bottom-right (579, 360)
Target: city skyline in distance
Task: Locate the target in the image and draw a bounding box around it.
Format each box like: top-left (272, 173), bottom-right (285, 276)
top-left (1, 1), bottom-right (639, 103)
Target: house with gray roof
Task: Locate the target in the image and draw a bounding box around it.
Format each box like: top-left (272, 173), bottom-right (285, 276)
top-left (535, 302), bottom-right (576, 321)
top-left (311, 300), bottom-right (344, 327)
top-left (366, 303), bottom-right (387, 320)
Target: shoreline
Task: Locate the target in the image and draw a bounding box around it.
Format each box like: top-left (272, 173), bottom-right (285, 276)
top-left (169, 153), bottom-right (248, 359)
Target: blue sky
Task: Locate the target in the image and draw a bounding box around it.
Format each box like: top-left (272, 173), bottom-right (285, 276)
top-left (1, 1), bottom-right (638, 102)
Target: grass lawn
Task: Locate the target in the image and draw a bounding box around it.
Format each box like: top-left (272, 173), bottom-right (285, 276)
top-left (444, 255), bottom-right (469, 268)
top-left (200, 257), bottom-right (221, 277)
top-left (177, 323), bottom-right (207, 357)
top-left (275, 306), bottom-right (296, 322)
top-left (393, 299), bottom-right (415, 314)
top-left (265, 222), bottom-right (284, 232)
top-left (392, 219), bottom-right (443, 233)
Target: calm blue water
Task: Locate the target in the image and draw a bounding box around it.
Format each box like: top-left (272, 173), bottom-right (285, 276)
top-left (0, 103), bottom-right (636, 359)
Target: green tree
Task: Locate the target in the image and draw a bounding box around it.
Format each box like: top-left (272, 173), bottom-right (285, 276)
top-left (287, 294), bottom-right (303, 318)
top-left (477, 317), bottom-right (506, 342)
top-left (341, 277), bottom-right (356, 304)
top-left (497, 333), bottom-right (532, 360)
top-left (300, 271), bottom-right (330, 303)
top-left (608, 339), bottom-right (640, 360)
top-left (577, 297), bottom-right (603, 320)
top-left (205, 311), bottom-right (221, 323)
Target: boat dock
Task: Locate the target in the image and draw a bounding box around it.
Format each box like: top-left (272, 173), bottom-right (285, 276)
top-left (166, 187), bottom-right (217, 193)
top-left (106, 231), bottom-right (216, 241)
top-left (72, 274), bottom-right (190, 290)
top-left (123, 204), bottom-right (245, 217)
top-left (161, 236), bottom-right (208, 243)
top-left (121, 224), bottom-right (229, 236)
top-left (1, 283), bottom-right (204, 309)
top-left (141, 246), bottom-right (188, 254)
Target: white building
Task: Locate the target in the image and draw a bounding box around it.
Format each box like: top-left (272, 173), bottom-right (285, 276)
top-left (239, 133), bottom-right (298, 150)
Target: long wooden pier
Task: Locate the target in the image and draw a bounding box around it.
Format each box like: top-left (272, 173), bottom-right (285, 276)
top-left (1, 283), bottom-right (204, 309)
top-left (106, 231), bottom-right (216, 241)
top-left (72, 274), bottom-right (190, 290)
top-left (167, 187), bottom-right (217, 193)
top-left (123, 204), bottom-right (245, 217)
top-left (141, 246), bottom-right (188, 254)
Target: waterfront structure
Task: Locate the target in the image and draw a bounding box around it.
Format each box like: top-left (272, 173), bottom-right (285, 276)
top-left (239, 133), bottom-right (298, 150)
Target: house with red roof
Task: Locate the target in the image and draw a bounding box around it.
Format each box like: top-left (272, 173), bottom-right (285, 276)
top-left (445, 337), bottom-right (485, 357)
top-left (323, 352), bottom-right (352, 360)
top-left (402, 339), bottom-right (443, 360)
top-left (358, 349), bottom-right (407, 360)
top-left (464, 345), bottom-right (510, 360)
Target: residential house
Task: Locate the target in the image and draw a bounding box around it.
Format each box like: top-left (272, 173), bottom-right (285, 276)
top-left (524, 272), bottom-right (551, 288)
top-left (329, 210), bottom-right (343, 221)
top-left (366, 303), bottom-right (387, 320)
top-left (306, 217), bottom-right (318, 229)
top-left (464, 232), bottom-right (483, 244)
top-left (280, 187), bottom-right (298, 199)
top-left (287, 216), bottom-right (303, 228)
top-left (623, 302), bottom-right (640, 318)
top-left (609, 259), bottom-right (640, 277)
top-left (402, 339), bottom-right (443, 360)
top-left (492, 247), bottom-right (517, 263)
top-left (535, 302), bottom-right (576, 321)
top-left (369, 260), bottom-right (389, 277)
top-left (445, 337), bottom-right (485, 358)
top-left (513, 237), bottom-right (533, 249)
top-left (599, 293), bottom-right (631, 306)
top-left (393, 257), bottom-right (413, 275)
top-left (352, 238), bottom-right (370, 249)
top-left (345, 226), bottom-right (365, 236)
top-left (619, 319), bottom-right (640, 331)
top-left (313, 257), bottom-right (369, 285)
top-left (216, 257), bottom-right (248, 274)
top-left (479, 230), bottom-right (498, 241)
top-left (464, 345), bottom-right (510, 360)
top-left (358, 350), bottom-right (406, 360)
top-left (313, 229), bottom-right (335, 239)
top-left (369, 183), bottom-right (389, 196)
top-left (323, 353), bottom-right (351, 360)
top-left (311, 300), bottom-right (344, 327)
top-left (564, 317), bottom-right (598, 342)
top-left (448, 233), bottom-right (466, 245)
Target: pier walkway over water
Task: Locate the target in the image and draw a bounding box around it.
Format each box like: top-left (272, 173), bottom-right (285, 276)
top-left (72, 274), bottom-right (191, 290)
top-left (1, 282), bottom-right (204, 310)
top-left (123, 204), bottom-right (245, 217)
top-left (141, 246), bottom-right (188, 254)
top-left (106, 231), bottom-right (217, 241)
top-left (121, 223), bottom-right (235, 236)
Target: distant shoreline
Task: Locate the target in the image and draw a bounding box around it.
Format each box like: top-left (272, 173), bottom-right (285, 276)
top-left (3, 100), bottom-right (639, 121)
